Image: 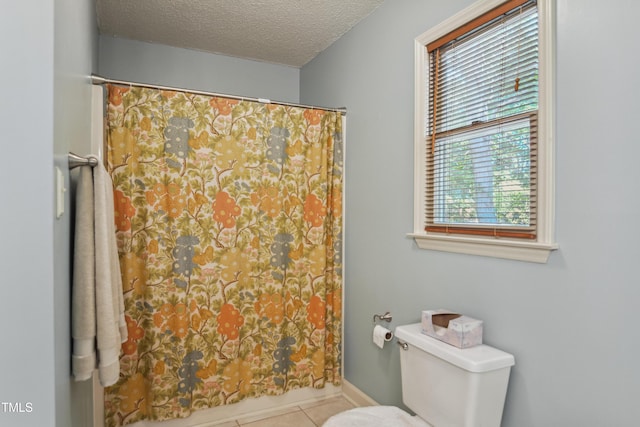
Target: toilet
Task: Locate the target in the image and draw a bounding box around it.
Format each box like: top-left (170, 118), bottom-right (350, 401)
top-left (324, 323), bottom-right (515, 427)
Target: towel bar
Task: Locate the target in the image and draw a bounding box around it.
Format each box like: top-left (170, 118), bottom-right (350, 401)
top-left (69, 152), bottom-right (98, 170)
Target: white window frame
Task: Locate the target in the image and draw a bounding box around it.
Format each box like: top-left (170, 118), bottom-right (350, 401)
top-left (409, 0), bottom-right (557, 263)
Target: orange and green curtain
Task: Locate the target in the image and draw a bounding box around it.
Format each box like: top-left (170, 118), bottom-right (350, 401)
top-left (103, 84), bottom-right (343, 426)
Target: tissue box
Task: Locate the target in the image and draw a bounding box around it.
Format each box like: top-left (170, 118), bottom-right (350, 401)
top-left (421, 309), bottom-right (483, 348)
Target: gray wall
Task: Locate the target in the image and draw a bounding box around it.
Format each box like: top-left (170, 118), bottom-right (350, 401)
top-left (0, 1), bottom-right (56, 425)
top-left (300, 0), bottom-right (640, 425)
top-left (1, 0), bottom-right (97, 426)
top-left (98, 36), bottom-right (301, 103)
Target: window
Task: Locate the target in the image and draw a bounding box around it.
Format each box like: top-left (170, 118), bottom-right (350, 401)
top-left (411, 0), bottom-right (556, 263)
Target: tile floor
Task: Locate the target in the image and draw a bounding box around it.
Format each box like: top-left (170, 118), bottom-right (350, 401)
top-left (213, 396), bottom-right (356, 427)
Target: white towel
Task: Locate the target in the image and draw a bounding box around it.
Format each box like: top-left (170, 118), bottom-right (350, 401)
top-left (71, 159), bottom-right (128, 387)
top-left (72, 165), bottom-right (97, 381)
top-left (93, 159), bottom-right (128, 386)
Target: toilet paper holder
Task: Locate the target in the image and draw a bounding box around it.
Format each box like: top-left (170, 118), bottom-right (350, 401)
top-left (373, 311), bottom-right (392, 324)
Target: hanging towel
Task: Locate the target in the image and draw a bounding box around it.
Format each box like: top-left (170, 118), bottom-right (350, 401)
top-left (72, 165), bottom-right (97, 381)
top-left (72, 159), bottom-right (128, 387)
top-left (93, 159), bottom-right (128, 386)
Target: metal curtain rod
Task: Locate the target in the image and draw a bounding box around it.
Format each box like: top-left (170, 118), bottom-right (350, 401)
top-left (69, 152), bottom-right (98, 170)
top-left (91, 75), bottom-right (347, 115)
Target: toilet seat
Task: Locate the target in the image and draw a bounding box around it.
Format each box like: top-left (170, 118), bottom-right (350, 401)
top-left (323, 406), bottom-right (430, 427)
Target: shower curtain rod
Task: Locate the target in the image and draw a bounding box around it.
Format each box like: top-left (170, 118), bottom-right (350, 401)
top-left (91, 75), bottom-right (347, 115)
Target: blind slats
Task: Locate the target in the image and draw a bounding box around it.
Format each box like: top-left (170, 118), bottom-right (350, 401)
top-left (429, 5), bottom-right (539, 136)
top-left (437, 27), bottom-right (538, 72)
top-left (436, 54), bottom-right (539, 96)
top-left (426, 0), bottom-right (532, 52)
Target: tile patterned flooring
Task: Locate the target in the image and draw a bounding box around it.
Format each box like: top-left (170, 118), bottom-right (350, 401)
top-left (212, 396), bottom-right (355, 427)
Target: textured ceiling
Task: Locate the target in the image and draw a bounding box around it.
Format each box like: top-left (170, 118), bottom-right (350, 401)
top-left (96, 0), bottom-right (384, 67)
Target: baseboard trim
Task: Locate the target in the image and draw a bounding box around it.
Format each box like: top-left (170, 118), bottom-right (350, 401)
top-left (93, 376), bottom-right (375, 426)
top-left (341, 379), bottom-right (378, 407)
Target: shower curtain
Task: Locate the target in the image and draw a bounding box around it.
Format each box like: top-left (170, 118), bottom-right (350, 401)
top-left (103, 84), bottom-right (343, 426)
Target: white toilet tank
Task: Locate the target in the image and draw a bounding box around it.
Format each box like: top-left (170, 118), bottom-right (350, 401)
top-left (395, 323), bottom-right (515, 427)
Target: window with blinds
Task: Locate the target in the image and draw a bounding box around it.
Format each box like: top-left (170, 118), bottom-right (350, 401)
top-left (425, 0), bottom-right (539, 240)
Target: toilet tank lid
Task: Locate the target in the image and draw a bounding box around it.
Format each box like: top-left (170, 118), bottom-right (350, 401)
top-left (395, 323), bottom-right (515, 373)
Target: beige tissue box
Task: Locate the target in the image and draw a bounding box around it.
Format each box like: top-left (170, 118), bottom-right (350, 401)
top-left (421, 309), bottom-right (483, 348)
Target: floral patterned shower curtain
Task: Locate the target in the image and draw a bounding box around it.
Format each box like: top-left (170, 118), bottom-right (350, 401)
top-left (103, 84), bottom-right (343, 426)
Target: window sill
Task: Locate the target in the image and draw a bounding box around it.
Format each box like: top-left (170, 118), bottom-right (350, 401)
top-left (408, 232), bottom-right (558, 263)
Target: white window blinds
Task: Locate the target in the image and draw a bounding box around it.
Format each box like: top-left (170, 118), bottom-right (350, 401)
top-left (426, 0), bottom-right (539, 240)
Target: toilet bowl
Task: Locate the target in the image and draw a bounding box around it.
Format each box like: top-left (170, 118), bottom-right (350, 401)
top-left (324, 323), bottom-right (515, 427)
